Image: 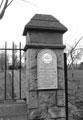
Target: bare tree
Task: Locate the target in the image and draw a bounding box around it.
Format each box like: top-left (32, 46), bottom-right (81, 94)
top-left (67, 36), bottom-right (83, 78)
top-left (0, 0), bottom-right (13, 20)
top-left (67, 36), bottom-right (83, 68)
top-left (0, 0), bottom-right (35, 20)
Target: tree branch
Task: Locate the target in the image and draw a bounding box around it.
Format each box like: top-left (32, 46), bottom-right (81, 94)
top-left (21, 0), bottom-right (38, 7)
top-left (72, 36), bottom-right (83, 51)
top-left (0, 0), bottom-right (8, 20)
top-left (0, 0), bottom-right (4, 8)
top-left (0, 0), bottom-right (38, 20)
top-left (7, 0), bottom-right (13, 8)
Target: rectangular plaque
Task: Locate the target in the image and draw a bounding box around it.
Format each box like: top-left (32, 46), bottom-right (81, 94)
top-left (37, 49), bottom-right (58, 89)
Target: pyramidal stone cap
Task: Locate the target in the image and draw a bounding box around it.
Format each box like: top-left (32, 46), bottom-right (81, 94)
top-left (23, 14), bottom-right (68, 36)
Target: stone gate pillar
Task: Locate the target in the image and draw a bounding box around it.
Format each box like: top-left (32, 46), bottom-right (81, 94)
top-left (23, 14), bottom-right (68, 120)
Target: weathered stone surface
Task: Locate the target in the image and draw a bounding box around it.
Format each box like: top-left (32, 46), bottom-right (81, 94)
top-left (29, 69), bottom-right (37, 90)
top-left (26, 49), bottom-right (39, 90)
top-left (53, 50), bottom-right (64, 68)
top-left (39, 91), bottom-right (56, 107)
top-left (26, 48), bottom-right (66, 119)
top-left (29, 107), bottom-right (47, 119)
top-left (0, 116), bottom-right (27, 120)
top-left (29, 49), bottom-right (37, 72)
top-left (57, 68), bottom-right (65, 89)
top-left (29, 109), bottom-right (39, 119)
top-left (57, 69), bottom-right (64, 81)
top-left (57, 90), bottom-right (65, 106)
top-left (48, 107), bottom-right (65, 118)
top-left (29, 91), bottom-right (38, 109)
top-left (46, 119), bottom-right (55, 120)
top-left (26, 69), bottom-right (37, 90)
top-left (29, 49), bottom-right (39, 60)
top-left (58, 80), bottom-right (65, 89)
top-left (40, 107), bottom-right (47, 118)
top-left (0, 103), bottom-right (27, 117)
top-left (26, 49), bottom-right (39, 70)
top-left (56, 118), bottom-right (66, 120)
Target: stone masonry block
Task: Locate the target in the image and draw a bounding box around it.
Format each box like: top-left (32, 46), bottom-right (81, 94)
top-left (26, 49), bottom-right (39, 70)
top-left (26, 69), bottom-right (37, 91)
top-left (29, 49), bottom-right (39, 60)
top-left (57, 90), bottom-right (65, 106)
top-left (56, 118), bottom-right (66, 120)
top-left (29, 50), bottom-right (37, 69)
top-left (26, 49), bottom-right (42, 90)
top-left (30, 58), bottom-right (37, 69)
top-left (29, 79), bottom-right (37, 90)
top-left (29, 49), bottom-right (40, 68)
top-left (53, 50), bottom-right (64, 68)
top-left (48, 107), bottom-right (65, 118)
top-left (57, 69), bottom-right (64, 81)
top-left (29, 107), bottom-right (47, 119)
top-left (29, 69), bottom-right (37, 90)
top-left (58, 80), bottom-right (65, 89)
top-left (29, 49), bottom-right (39, 58)
top-left (57, 68), bottom-right (65, 89)
top-left (29, 91), bottom-right (38, 109)
top-left (39, 91), bottom-right (56, 107)
top-left (46, 119), bottom-right (55, 120)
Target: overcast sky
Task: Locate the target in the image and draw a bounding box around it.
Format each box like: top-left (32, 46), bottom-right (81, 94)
top-left (0, 0), bottom-right (83, 48)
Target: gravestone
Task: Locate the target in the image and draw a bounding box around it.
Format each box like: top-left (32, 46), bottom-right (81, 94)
top-left (23, 14), bottom-right (67, 120)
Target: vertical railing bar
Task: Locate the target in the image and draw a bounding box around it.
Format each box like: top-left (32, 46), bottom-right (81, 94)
top-left (12, 42), bottom-right (14, 99)
top-left (5, 42), bottom-right (7, 100)
top-left (19, 42), bottom-right (21, 99)
top-left (64, 53), bottom-right (68, 120)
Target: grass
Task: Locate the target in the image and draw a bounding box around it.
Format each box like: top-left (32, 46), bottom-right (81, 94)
top-left (0, 70), bottom-right (26, 101)
top-left (68, 70), bottom-right (83, 80)
top-left (0, 71), bottom-right (12, 100)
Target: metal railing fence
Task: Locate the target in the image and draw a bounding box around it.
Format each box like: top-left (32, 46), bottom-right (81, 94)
top-left (0, 42), bottom-right (26, 101)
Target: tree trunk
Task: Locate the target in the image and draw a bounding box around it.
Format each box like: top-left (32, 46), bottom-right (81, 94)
top-left (0, 0), bottom-right (8, 20)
